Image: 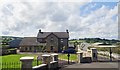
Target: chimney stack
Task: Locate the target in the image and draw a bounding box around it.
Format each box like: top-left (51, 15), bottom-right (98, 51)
top-left (39, 29), bottom-right (41, 33)
top-left (66, 29), bottom-right (69, 33)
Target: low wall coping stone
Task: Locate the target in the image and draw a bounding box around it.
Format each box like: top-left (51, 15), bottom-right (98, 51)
top-left (32, 64), bottom-right (47, 69)
top-left (91, 48), bottom-right (97, 49)
top-left (20, 57), bottom-right (34, 60)
top-left (51, 53), bottom-right (58, 56)
top-left (42, 54), bottom-right (51, 57)
top-left (50, 61), bottom-right (57, 64)
top-left (77, 52), bottom-right (83, 54)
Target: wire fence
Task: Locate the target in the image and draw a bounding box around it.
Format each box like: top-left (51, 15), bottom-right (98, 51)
top-left (1, 62), bottom-right (21, 70)
top-left (58, 53), bottom-right (78, 68)
top-left (1, 60), bottom-right (42, 70)
top-left (32, 60), bottom-right (42, 67)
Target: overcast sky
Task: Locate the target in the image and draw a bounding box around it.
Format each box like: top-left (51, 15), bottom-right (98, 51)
top-left (0, 0), bottom-right (119, 39)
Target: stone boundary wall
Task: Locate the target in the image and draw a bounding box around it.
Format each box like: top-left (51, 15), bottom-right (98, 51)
top-left (20, 53), bottom-right (58, 70)
top-left (32, 61), bottom-right (58, 70)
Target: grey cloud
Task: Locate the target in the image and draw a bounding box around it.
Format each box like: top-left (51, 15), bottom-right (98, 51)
top-left (2, 4), bottom-right (13, 16)
top-left (2, 31), bottom-right (10, 35)
top-left (0, 2), bottom-right (118, 39)
top-left (50, 12), bottom-right (69, 22)
top-left (22, 2), bottom-right (33, 10)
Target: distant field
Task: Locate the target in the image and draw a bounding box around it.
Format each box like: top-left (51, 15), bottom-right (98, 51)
top-left (0, 54), bottom-right (41, 69)
top-left (88, 47), bottom-right (120, 54)
top-left (69, 40), bottom-right (85, 42)
top-left (69, 40), bottom-right (120, 54)
top-left (69, 40), bottom-right (85, 43)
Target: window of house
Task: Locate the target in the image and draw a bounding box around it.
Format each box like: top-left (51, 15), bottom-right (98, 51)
top-left (61, 39), bottom-right (63, 40)
top-left (61, 39), bottom-right (63, 42)
top-left (25, 47), bottom-right (27, 51)
top-left (39, 39), bottom-right (42, 41)
top-left (51, 46), bottom-right (53, 50)
top-left (51, 37), bottom-right (53, 41)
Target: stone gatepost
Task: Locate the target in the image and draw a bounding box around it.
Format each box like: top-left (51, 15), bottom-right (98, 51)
top-left (20, 57), bottom-right (34, 70)
top-left (51, 53), bottom-right (58, 61)
top-left (51, 53), bottom-right (58, 69)
top-left (42, 54), bottom-right (51, 69)
top-left (91, 48), bottom-right (97, 62)
top-left (77, 52), bottom-right (83, 63)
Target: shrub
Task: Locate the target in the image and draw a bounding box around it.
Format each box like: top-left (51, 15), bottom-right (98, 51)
top-left (2, 48), bottom-right (17, 56)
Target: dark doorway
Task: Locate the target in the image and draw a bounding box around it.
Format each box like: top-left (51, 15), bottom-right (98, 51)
top-left (51, 46), bottom-right (54, 52)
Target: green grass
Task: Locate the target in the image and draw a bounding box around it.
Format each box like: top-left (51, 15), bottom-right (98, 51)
top-left (1, 54), bottom-right (31, 62)
top-left (0, 54), bottom-right (42, 69)
top-left (59, 54), bottom-right (77, 61)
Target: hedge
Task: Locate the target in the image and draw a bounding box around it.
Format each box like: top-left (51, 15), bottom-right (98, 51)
top-left (2, 48), bottom-right (17, 56)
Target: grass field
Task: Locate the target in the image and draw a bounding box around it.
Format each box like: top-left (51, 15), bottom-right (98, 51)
top-left (59, 54), bottom-right (77, 61)
top-left (0, 54), bottom-right (41, 69)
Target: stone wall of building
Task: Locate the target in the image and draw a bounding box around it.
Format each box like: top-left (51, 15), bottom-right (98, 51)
top-left (46, 34), bottom-right (58, 52)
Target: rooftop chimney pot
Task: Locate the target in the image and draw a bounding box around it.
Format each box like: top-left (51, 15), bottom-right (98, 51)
top-left (66, 29), bottom-right (69, 33)
top-left (39, 29), bottom-right (41, 33)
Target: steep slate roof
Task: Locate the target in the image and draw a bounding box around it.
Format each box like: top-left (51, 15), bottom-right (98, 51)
top-left (9, 39), bottom-right (22, 48)
top-left (37, 32), bottom-right (69, 38)
top-left (20, 37), bottom-right (45, 46)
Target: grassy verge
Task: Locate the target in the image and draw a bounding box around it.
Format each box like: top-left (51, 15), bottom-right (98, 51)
top-left (0, 54), bottom-right (42, 69)
top-left (58, 54), bottom-right (77, 61)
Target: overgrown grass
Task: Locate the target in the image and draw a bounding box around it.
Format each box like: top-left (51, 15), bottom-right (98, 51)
top-left (0, 54), bottom-right (42, 69)
top-left (59, 54), bottom-right (77, 61)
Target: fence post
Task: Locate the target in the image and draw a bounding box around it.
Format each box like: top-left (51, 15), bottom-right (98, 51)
top-left (42, 54), bottom-right (51, 69)
top-left (77, 52), bottom-right (83, 63)
top-left (51, 53), bottom-right (58, 61)
top-left (91, 48), bottom-right (97, 62)
top-left (51, 53), bottom-right (59, 69)
top-left (20, 57), bottom-right (34, 70)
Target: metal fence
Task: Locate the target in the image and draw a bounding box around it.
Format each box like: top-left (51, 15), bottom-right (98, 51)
top-left (58, 53), bottom-right (78, 68)
top-left (32, 60), bottom-right (42, 66)
top-left (1, 62), bottom-right (21, 70)
top-left (1, 60), bottom-right (42, 70)
top-left (97, 53), bottom-right (119, 62)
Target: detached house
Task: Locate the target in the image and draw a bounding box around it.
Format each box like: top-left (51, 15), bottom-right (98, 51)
top-left (19, 37), bottom-right (46, 52)
top-left (19, 30), bottom-right (69, 53)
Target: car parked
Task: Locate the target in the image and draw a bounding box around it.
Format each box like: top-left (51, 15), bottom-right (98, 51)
top-left (62, 48), bottom-right (76, 54)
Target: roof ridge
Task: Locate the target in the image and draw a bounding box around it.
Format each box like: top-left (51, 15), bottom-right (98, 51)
top-left (37, 32), bottom-right (69, 38)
